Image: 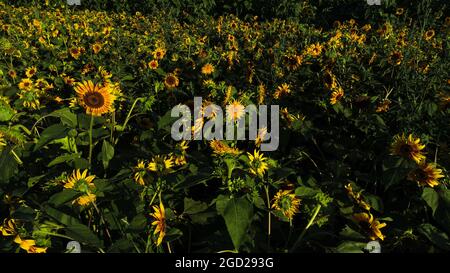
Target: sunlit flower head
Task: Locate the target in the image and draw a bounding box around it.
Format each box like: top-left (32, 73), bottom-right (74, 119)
top-left (390, 133), bottom-right (426, 163)
top-left (273, 83), bottom-right (291, 99)
top-left (0, 218), bottom-right (17, 236)
top-left (133, 160), bottom-right (147, 186)
top-left (247, 149), bottom-right (269, 177)
top-left (75, 80), bottom-right (116, 116)
top-left (148, 60), bottom-right (159, 70)
top-left (18, 78), bottom-right (33, 91)
top-left (330, 87), bottom-right (344, 105)
top-left (344, 183), bottom-right (371, 211)
top-left (150, 202), bottom-right (166, 246)
top-left (272, 189), bottom-right (301, 220)
top-left (147, 155), bottom-right (174, 173)
top-left (64, 169), bottom-right (97, 206)
top-left (201, 63), bottom-right (215, 75)
top-left (164, 73), bottom-right (179, 89)
top-left (408, 162), bottom-right (444, 188)
top-left (209, 140), bottom-right (241, 156)
top-left (25, 66), bottom-right (37, 78)
top-left (353, 212), bottom-right (387, 241)
top-left (14, 235), bottom-right (47, 253)
top-left (226, 100), bottom-right (245, 121)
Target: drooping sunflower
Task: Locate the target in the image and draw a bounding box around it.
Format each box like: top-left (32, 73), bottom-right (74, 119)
top-left (133, 160), bottom-right (147, 186)
top-left (390, 133), bottom-right (426, 163)
top-left (323, 70), bottom-right (337, 90)
top-left (408, 162), bottom-right (444, 188)
top-left (14, 236), bottom-right (47, 253)
top-left (150, 202), bottom-right (166, 246)
top-left (209, 140), bottom-right (242, 156)
top-left (201, 63), bottom-right (215, 75)
top-left (147, 155), bottom-right (174, 174)
top-left (0, 218), bottom-right (17, 236)
top-left (272, 190), bottom-right (301, 220)
top-left (344, 183), bottom-right (371, 211)
top-left (330, 87), bottom-right (344, 105)
top-left (164, 73), bottom-right (179, 89)
top-left (75, 80), bottom-right (115, 116)
top-left (353, 212), bottom-right (387, 241)
top-left (64, 169), bottom-right (97, 206)
top-left (247, 149), bottom-right (269, 177)
top-left (18, 89), bottom-right (41, 110)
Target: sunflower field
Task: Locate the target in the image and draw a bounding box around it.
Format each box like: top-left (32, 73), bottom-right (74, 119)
top-left (0, 0), bottom-right (449, 254)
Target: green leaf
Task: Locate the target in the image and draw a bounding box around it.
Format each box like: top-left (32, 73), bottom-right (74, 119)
top-left (0, 147), bottom-right (18, 183)
top-left (216, 195), bottom-right (253, 250)
top-left (295, 187), bottom-right (318, 197)
top-left (184, 197), bottom-right (208, 215)
top-left (422, 188), bottom-right (439, 215)
top-left (417, 223), bottom-right (450, 251)
top-left (27, 174), bottom-right (46, 188)
top-left (49, 108), bottom-right (77, 127)
top-left (335, 241), bottom-right (367, 253)
top-left (47, 153), bottom-right (81, 167)
top-left (99, 140), bottom-right (114, 170)
top-left (34, 124), bottom-right (69, 151)
top-left (0, 100), bottom-right (15, 122)
top-left (48, 189), bottom-right (81, 207)
top-left (43, 205), bottom-right (103, 248)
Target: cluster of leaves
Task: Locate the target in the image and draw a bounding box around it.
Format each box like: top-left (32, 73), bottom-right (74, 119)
top-left (0, 0), bottom-right (449, 253)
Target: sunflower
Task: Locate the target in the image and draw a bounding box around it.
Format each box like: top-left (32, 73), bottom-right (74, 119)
top-left (148, 60), bottom-right (159, 70)
top-left (323, 70), bottom-right (337, 90)
top-left (64, 169), bottom-right (97, 206)
top-left (8, 70), bottom-right (17, 79)
top-left (344, 183), bottom-right (371, 211)
top-left (273, 83), bottom-right (291, 99)
top-left (376, 99), bottom-right (391, 113)
top-left (272, 190), bottom-right (301, 220)
top-left (14, 236), bottom-right (47, 253)
top-left (390, 133), bottom-right (426, 163)
top-left (201, 63), bottom-right (215, 75)
top-left (389, 51), bottom-right (403, 66)
top-left (147, 155), bottom-right (174, 174)
top-left (305, 43), bottom-right (323, 57)
top-left (209, 140), bottom-right (242, 156)
top-left (133, 160), bottom-right (147, 186)
top-left (424, 29), bottom-right (435, 41)
top-left (354, 212), bottom-right (387, 241)
top-left (255, 127), bottom-right (267, 148)
top-left (92, 42), bottom-right (102, 54)
top-left (164, 73), bottom-right (179, 89)
top-left (395, 8), bottom-right (405, 16)
top-left (330, 87), bottom-right (344, 105)
top-left (75, 80), bottom-right (115, 116)
top-left (63, 75), bottom-right (76, 86)
top-left (257, 84), bottom-right (266, 105)
top-left (153, 47), bottom-right (166, 60)
top-left (18, 78), bottom-right (33, 91)
top-left (69, 47), bottom-right (83, 59)
top-left (150, 202), bottom-right (166, 246)
top-left (0, 218), bottom-right (17, 236)
top-left (25, 66), bottom-right (37, 78)
top-left (408, 162), bottom-right (444, 188)
top-left (248, 149), bottom-right (269, 177)
top-left (18, 89), bottom-right (41, 109)
top-left (226, 100), bottom-right (245, 121)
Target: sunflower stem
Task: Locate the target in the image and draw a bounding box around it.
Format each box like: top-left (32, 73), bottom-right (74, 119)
top-left (88, 114), bottom-right (94, 168)
top-left (289, 204), bottom-right (321, 253)
top-left (264, 185), bottom-right (271, 250)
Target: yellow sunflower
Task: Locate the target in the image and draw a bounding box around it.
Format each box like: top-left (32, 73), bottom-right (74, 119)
top-left (14, 236), bottom-right (47, 253)
top-left (147, 155), bottom-right (174, 173)
top-left (248, 149), bottom-right (269, 177)
top-left (75, 80), bottom-right (116, 116)
top-left (150, 202), bottom-right (166, 246)
top-left (209, 140), bottom-right (242, 156)
top-left (92, 42), bottom-right (102, 54)
top-left (390, 133), bottom-right (426, 163)
top-left (153, 47), bottom-right (166, 60)
top-left (64, 169), bottom-right (97, 206)
top-left (148, 60), bottom-right (159, 70)
top-left (389, 51), bottom-right (403, 66)
top-left (330, 87), bottom-right (344, 105)
top-left (133, 160), bottom-right (147, 186)
top-left (305, 43), bottom-right (323, 57)
top-left (164, 73), bottom-right (179, 89)
top-left (18, 89), bottom-right (41, 110)
top-left (8, 70), bottom-right (17, 79)
top-left (226, 99), bottom-right (245, 121)
top-left (201, 63), bottom-right (215, 75)
top-left (25, 66), bottom-right (37, 78)
top-left (272, 189), bottom-right (301, 220)
top-left (408, 162), bottom-right (444, 188)
top-left (424, 29), bottom-right (435, 41)
top-left (0, 218), bottom-right (17, 236)
top-left (344, 183), bottom-right (371, 211)
top-left (323, 70), bottom-right (337, 90)
top-left (255, 127), bottom-right (267, 148)
top-left (273, 83), bottom-right (291, 99)
top-left (353, 212), bottom-right (387, 241)
top-left (18, 78), bottom-right (33, 91)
